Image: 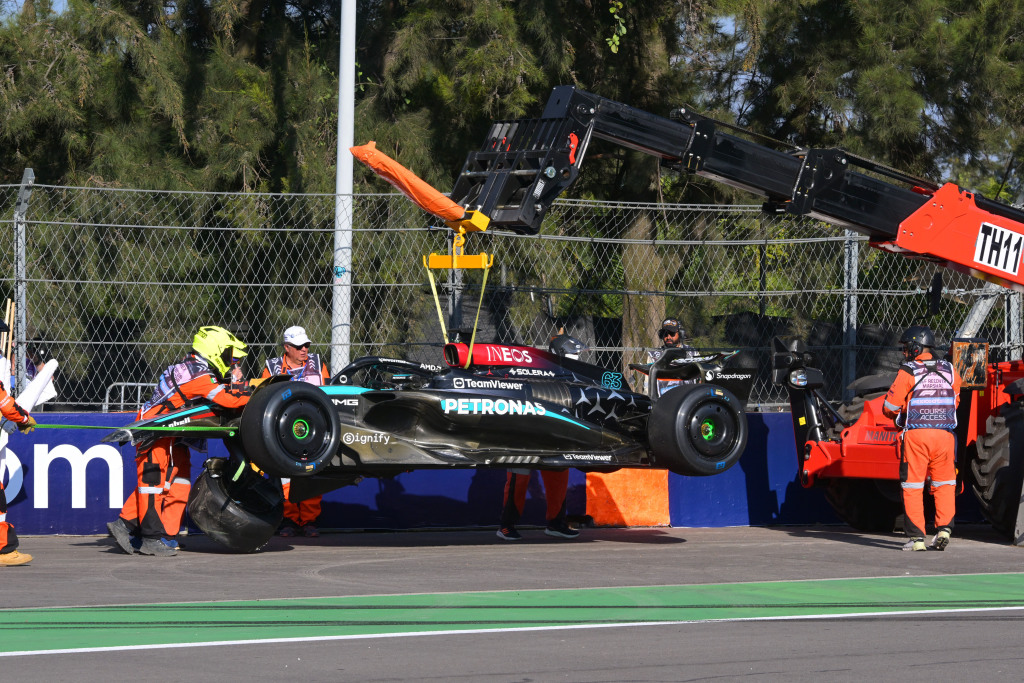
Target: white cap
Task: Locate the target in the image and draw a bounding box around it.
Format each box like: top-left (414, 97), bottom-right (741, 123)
top-left (283, 325), bottom-right (311, 346)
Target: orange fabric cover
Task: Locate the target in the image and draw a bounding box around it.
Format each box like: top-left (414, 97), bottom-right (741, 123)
top-left (350, 141), bottom-right (465, 222)
top-left (586, 470), bottom-right (670, 527)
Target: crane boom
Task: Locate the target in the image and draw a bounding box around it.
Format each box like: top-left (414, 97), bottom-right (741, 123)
top-left (450, 85), bottom-right (1024, 291)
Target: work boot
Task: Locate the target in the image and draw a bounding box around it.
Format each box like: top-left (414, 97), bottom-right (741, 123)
top-left (0, 550), bottom-right (32, 566)
top-left (138, 537), bottom-right (178, 557)
top-left (929, 528), bottom-right (951, 551)
top-left (107, 518), bottom-right (138, 555)
top-left (902, 537), bottom-right (926, 551)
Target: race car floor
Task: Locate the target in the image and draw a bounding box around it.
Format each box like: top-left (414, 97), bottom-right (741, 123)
top-left (3, 524), bottom-right (1024, 682)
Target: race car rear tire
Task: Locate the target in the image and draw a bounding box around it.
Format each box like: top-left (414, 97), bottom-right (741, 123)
top-left (821, 392), bottom-right (904, 532)
top-left (971, 402), bottom-right (1024, 539)
top-left (648, 383), bottom-right (747, 476)
top-left (240, 381), bottom-right (342, 478)
top-left (186, 459), bottom-right (283, 553)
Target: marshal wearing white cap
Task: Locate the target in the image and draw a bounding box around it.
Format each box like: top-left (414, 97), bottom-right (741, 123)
top-left (260, 325), bottom-right (331, 538)
top-left (263, 326), bottom-right (329, 385)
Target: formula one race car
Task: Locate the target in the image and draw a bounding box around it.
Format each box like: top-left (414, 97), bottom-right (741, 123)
top-left (105, 339), bottom-right (754, 551)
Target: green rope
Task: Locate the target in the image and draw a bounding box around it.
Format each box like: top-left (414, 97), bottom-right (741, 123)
top-left (31, 423), bottom-right (236, 434)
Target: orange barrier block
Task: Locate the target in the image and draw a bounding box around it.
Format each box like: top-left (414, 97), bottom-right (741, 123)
top-left (350, 141), bottom-right (466, 222)
top-left (585, 470), bottom-right (670, 527)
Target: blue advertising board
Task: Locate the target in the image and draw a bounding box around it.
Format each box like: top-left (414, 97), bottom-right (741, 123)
top-left (3, 412), bottom-right (973, 535)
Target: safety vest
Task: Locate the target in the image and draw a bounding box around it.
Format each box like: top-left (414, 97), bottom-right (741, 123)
top-left (902, 359), bottom-right (957, 431)
top-left (140, 355), bottom-right (216, 419)
top-left (265, 353), bottom-right (326, 386)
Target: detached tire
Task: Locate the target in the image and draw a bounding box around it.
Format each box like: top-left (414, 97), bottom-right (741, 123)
top-left (971, 402), bottom-right (1024, 539)
top-left (186, 459), bottom-right (283, 553)
top-left (240, 382), bottom-right (342, 478)
top-left (820, 392), bottom-right (904, 532)
top-left (648, 383), bottom-right (747, 476)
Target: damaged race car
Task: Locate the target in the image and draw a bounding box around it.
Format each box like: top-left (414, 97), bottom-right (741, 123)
top-left (105, 336), bottom-right (754, 551)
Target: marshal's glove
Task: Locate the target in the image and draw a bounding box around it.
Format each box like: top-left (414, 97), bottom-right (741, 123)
top-left (17, 415), bottom-right (37, 434)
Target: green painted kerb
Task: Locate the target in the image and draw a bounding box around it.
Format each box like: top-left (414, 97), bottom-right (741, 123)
top-left (2, 573), bottom-right (1023, 654)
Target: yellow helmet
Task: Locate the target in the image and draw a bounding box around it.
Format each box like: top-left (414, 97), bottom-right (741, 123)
top-left (192, 325), bottom-right (248, 378)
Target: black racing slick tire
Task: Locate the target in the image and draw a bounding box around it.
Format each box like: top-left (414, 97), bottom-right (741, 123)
top-left (648, 383), bottom-right (747, 476)
top-left (971, 402), bottom-right (1024, 539)
top-left (240, 381), bottom-right (342, 478)
top-left (821, 392), bottom-right (904, 532)
top-left (186, 458), bottom-right (283, 553)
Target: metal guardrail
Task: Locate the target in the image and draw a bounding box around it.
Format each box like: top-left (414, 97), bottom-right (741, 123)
top-left (103, 382), bottom-right (153, 413)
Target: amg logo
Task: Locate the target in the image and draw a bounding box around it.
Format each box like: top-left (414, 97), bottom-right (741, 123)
top-left (332, 398), bottom-right (358, 407)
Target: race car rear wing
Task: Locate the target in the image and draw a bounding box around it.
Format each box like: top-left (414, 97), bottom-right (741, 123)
top-left (450, 85), bottom-right (1024, 291)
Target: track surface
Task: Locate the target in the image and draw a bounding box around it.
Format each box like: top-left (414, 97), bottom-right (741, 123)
top-left (4, 525), bottom-right (1023, 681)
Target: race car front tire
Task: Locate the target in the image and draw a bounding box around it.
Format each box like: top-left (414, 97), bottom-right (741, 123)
top-left (186, 458), bottom-right (283, 553)
top-left (240, 381), bottom-right (342, 478)
top-left (648, 383), bottom-right (747, 476)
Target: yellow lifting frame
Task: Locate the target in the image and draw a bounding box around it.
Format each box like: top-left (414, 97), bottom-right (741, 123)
top-left (422, 210), bottom-right (493, 367)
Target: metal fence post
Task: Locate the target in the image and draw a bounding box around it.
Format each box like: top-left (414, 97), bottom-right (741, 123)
top-left (842, 229), bottom-right (858, 401)
top-left (331, 0), bottom-right (357, 371)
top-left (448, 233), bottom-right (464, 336)
top-left (1008, 291), bottom-right (1022, 359)
top-left (12, 168), bottom-right (34, 395)
top-left (332, 194), bottom-right (352, 370)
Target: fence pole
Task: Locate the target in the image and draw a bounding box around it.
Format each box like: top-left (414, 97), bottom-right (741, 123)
top-left (842, 229), bottom-right (858, 401)
top-left (331, 0), bottom-right (357, 369)
top-left (448, 233), bottom-right (464, 336)
top-left (12, 168), bottom-right (34, 395)
top-left (1008, 291), bottom-right (1022, 359)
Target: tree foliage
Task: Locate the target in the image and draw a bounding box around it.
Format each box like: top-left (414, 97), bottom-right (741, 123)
top-left (5, 0), bottom-right (1024, 370)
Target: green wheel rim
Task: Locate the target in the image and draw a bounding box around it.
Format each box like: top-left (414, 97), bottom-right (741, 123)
top-left (291, 418), bottom-right (311, 440)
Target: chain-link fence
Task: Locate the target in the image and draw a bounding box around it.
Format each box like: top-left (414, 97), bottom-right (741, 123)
top-left (1, 175), bottom-right (1020, 411)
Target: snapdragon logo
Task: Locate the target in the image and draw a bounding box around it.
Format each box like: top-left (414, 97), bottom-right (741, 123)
top-left (441, 398), bottom-right (546, 416)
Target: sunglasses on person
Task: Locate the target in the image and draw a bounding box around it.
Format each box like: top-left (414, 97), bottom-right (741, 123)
top-left (287, 342), bottom-right (311, 350)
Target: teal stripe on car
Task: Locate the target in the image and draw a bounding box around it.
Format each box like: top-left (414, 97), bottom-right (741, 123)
top-left (320, 386), bottom-right (371, 395)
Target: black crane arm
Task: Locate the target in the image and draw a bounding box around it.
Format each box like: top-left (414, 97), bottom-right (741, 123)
top-left (449, 85), bottom-right (1024, 291)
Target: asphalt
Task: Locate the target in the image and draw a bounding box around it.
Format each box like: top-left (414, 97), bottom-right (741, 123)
top-left (3, 524), bottom-right (1024, 682)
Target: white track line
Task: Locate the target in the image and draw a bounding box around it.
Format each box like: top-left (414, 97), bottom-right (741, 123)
top-left (3, 604), bottom-right (1024, 658)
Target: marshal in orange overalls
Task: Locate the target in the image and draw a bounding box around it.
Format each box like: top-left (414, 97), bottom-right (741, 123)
top-left (883, 350), bottom-right (961, 542)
